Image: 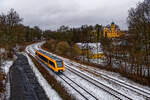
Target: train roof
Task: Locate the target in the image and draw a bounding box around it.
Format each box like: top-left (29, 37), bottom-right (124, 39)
top-left (37, 50), bottom-right (62, 62)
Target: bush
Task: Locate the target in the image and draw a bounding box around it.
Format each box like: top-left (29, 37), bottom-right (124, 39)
top-left (45, 39), bottom-right (57, 52)
top-left (56, 41), bottom-right (70, 56)
top-left (43, 40), bottom-right (82, 58)
top-left (72, 44), bottom-right (81, 57)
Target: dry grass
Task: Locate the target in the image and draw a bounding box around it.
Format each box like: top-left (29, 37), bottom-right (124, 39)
top-left (29, 54), bottom-right (75, 100)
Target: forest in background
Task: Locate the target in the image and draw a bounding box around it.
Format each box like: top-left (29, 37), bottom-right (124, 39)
top-left (43, 0), bottom-right (150, 85)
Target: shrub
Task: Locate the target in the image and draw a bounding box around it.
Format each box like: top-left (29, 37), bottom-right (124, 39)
top-left (56, 41), bottom-right (70, 55)
top-left (45, 39), bottom-right (57, 52)
top-left (72, 44), bottom-right (81, 57)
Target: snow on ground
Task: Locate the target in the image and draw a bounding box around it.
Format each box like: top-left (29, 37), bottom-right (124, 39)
top-left (5, 71), bottom-right (11, 100)
top-left (58, 68), bottom-right (116, 100)
top-left (30, 43), bottom-right (119, 99)
top-left (0, 58), bottom-right (14, 100)
top-left (26, 42), bottom-right (150, 100)
top-left (25, 53), bottom-right (62, 100)
top-left (1, 60), bottom-right (14, 99)
top-left (67, 60), bottom-right (150, 92)
top-left (1, 61), bottom-right (13, 75)
top-left (34, 42), bottom-right (150, 100)
top-left (77, 43), bottom-right (105, 65)
top-left (76, 43), bottom-right (103, 54)
top-left (37, 58), bottom-right (116, 100)
top-left (27, 43), bottom-right (89, 100)
top-left (37, 61), bottom-right (86, 100)
top-left (0, 48), bottom-right (5, 54)
top-left (63, 68), bottom-right (118, 100)
top-left (65, 63), bottom-right (147, 100)
top-left (89, 58), bottom-right (105, 65)
top-left (0, 48), bottom-right (14, 75)
top-left (65, 60), bottom-right (150, 95)
top-left (31, 43), bottom-right (128, 99)
top-left (42, 45), bottom-right (150, 92)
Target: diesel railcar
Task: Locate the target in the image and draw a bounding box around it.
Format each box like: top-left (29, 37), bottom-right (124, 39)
top-left (35, 50), bottom-right (65, 72)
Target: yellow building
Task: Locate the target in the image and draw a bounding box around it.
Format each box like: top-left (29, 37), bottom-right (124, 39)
top-left (86, 22), bottom-right (125, 59)
top-left (90, 53), bottom-right (104, 59)
top-left (103, 22), bottom-right (125, 38)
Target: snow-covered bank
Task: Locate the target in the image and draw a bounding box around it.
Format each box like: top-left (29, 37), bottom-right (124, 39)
top-left (1, 61), bottom-right (13, 75)
top-left (0, 60), bottom-right (14, 100)
top-left (5, 71), bottom-right (11, 100)
top-left (25, 53), bottom-right (62, 100)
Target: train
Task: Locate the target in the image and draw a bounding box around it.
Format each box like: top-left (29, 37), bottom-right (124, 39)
top-left (35, 50), bottom-right (65, 72)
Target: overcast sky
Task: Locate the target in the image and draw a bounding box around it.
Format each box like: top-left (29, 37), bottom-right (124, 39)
top-left (0, 0), bottom-right (143, 30)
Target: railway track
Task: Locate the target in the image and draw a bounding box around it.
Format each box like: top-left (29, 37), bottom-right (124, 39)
top-left (66, 62), bottom-right (150, 99)
top-left (65, 65), bottom-right (132, 100)
top-left (30, 48), bottom-right (105, 99)
top-left (29, 43), bottom-right (150, 100)
top-left (58, 74), bottom-right (99, 100)
top-left (35, 55), bottom-right (120, 100)
top-left (34, 55), bottom-right (100, 100)
top-left (30, 48), bottom-right (119, 100)
top-left (36, 46), bottom-right (139, 99)
top-left (34, 57), bottom-right (99, 100)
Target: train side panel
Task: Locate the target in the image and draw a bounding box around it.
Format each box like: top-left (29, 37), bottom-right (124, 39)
top-left (35, 50), bottom-right (65, 72)
top-left (36, 51), bottom-right (56, 71)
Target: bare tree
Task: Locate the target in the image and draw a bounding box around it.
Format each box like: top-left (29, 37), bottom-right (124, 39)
top-left (128, 0), bottom-right (150, 78)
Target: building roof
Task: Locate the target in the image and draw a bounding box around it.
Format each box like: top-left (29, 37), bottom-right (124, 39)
top-left (111, 22), bottom-right (115, 25)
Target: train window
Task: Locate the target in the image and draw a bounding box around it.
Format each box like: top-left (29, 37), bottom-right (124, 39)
top-left (56, 61), bottom-right (63, 68)
top-left (38, 54), bottom-right (48, 63)
top-left (49, 60), bottom-right (55, 68)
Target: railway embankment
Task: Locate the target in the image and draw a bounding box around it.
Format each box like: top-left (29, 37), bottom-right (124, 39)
top-left (9, 54), bottom-right (49, 100)
top-left (28, 54), bottom-right (75, 100)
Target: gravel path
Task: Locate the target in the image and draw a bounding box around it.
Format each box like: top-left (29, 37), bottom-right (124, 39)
top-left (9, 54), bottom-right (49, 100)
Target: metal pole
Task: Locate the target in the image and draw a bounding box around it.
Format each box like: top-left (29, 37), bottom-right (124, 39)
top-left (97, 25), bottom-right (100, 64)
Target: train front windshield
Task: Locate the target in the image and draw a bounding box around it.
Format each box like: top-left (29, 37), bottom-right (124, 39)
top-left (56, 61), bottom-right (63, 68)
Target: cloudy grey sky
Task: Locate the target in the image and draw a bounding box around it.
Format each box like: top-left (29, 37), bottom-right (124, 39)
top-left (0, 0), bottom-right (143, 30)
